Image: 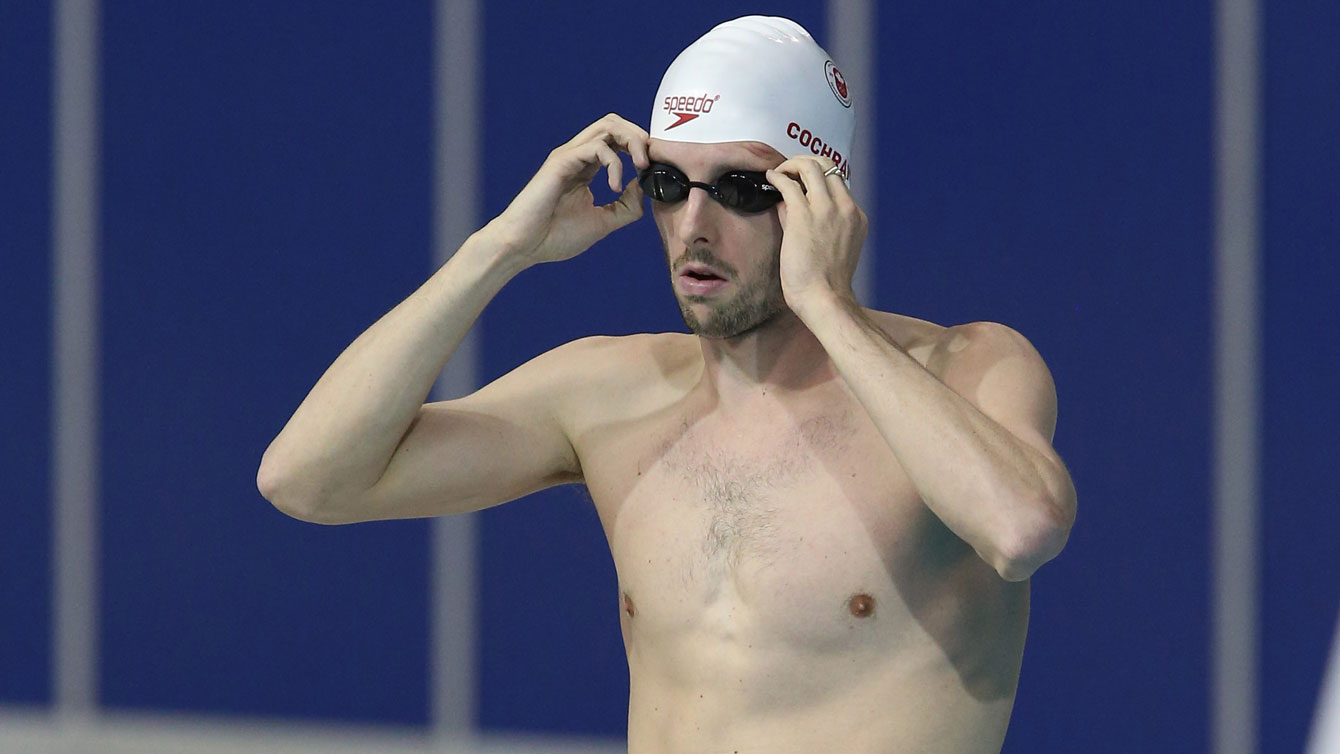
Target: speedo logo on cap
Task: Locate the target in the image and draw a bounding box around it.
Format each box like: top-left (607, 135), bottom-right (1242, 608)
top-left (662, 93), bottom-right (721, 130)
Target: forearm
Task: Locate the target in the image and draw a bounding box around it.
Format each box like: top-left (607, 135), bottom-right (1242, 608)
top-left (258, 230), bottom-right (523, 513)
top-left (795, 294), bottom-right (1069, 580)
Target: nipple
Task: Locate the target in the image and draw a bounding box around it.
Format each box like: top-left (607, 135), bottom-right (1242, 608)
top-left (623, 592), bottom-right (636, 619)
top-left (847, 593), bottom-right (875, 619)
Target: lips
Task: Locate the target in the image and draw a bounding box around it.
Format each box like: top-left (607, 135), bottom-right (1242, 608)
top-left (673, 255), bottom-right (734, 297)
top-left (678, 262), bottom-right (727, 282)
top-left (677, 264), bottom-right (729, 296)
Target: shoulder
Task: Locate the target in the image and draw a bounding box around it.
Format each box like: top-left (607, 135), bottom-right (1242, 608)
top-left (859, 309), bottom-right (950, 368)
top-left (934, 321), bottom-right (1052, 384)
top-left (857, 311), bottom-right (1056, 428)
top-left (540, 332), bottom-right (699, 383)
top-left (539, 331), bottom-right (701, 429)
top-left (859, 311), bottom-right (1048, 379)
top-left (466, 331), bottom-right (695, 408)
top-left (935, 320), bottom-right (1059, 440)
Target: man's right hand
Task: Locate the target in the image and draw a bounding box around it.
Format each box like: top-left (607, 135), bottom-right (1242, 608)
top-left (258, 115), bottom-right (651, 524)
top-left (482, 113), bottom-right (651, 267)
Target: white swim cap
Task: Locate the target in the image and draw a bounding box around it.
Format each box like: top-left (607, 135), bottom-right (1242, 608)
top-left (650, 16), bottom-right (854, 178)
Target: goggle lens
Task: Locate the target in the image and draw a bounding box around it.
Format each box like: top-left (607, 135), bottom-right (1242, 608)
top-left (638, 163), bottom-right (781, 213)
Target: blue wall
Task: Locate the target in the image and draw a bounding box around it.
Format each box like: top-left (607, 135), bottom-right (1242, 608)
top-left (5, 1), bottom-right (1337, 751)
top-left (96, 1), bottom-right (433, 723)
top-left (0, 0), bottom-right (53, 707)
top-left (1262, 2), bottom-right (1340, 752)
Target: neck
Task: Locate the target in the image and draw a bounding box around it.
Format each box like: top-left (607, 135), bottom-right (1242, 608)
top-left (695, 307), bottom-right (836, 404)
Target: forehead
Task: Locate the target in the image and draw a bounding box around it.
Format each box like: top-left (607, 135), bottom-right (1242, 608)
top-left (648, 138), bottom-right (785, 174)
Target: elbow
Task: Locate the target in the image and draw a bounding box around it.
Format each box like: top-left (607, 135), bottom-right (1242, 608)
top-left (256, 454), bottom-right (286, 507)
top-left (256, 457), bottom-right (316, 522)
top-left (993, 493), bottom-right (1075, 582)
top-left (256, 453), bottom-right (347, 525)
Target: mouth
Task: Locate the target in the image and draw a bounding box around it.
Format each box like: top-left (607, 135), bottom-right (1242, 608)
top-left (677, 263), bottom-right (729, 296)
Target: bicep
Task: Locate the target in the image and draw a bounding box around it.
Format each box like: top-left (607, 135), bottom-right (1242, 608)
top-left (351, 347), bottom-right (587, 522)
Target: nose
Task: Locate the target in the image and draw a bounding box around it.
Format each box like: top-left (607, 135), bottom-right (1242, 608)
top-left (672, 185), bottom-right (725, 247)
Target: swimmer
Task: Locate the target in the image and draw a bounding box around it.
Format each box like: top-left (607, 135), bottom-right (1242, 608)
top-left (258, 16), bottom-right (1076, 753)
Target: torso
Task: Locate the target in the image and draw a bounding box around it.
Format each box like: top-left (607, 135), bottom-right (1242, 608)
top-left (567, 312), bottom-right (1029, 754)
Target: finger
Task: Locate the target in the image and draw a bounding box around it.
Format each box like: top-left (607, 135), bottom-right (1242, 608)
top-left (550, 138), bottom-right (600, 183)
top-left (810, 161), bottom-right (854, 215)
top-left (592, 141), bottom-right (622, 193)
top-left (565, 129), bottom-right (647, 182)
top-left (568, 114), bottom-right (650, 164)
top-left (565, 113), bottom-right (624, 147)
top-left (627, 134), bottom-right (651, 171)
top-left (789, 157), bottom-right (835, 207)
top-left (770, 157), bottom-right (813, 195)
top-left (775, 153), bottom-right (839, 177)
top-left (601, 172), bottom-right (645, 231)
top-left (820, 163), bottom-right (855, 211)
top-left (765, 169), bottom-right (808, 218)
top-left (600, 125), bottom-right (651, 171)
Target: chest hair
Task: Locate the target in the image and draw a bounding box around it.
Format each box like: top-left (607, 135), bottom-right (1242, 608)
top-left (662, 411), bottom-right (851, 581)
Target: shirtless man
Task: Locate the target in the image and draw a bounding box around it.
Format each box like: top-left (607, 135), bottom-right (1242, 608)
top-left (258, 16), bottom-right (1076, 753)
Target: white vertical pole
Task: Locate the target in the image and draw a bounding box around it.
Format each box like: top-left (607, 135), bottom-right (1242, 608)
top-left (1212, 0), bottom-right (1262, 752)
top-left (431, 0), bottom-right (482, 737)
top-left (1307, 610), bottom-right (1340, 754)
top-left (51, 0), bottom-right (101, 722)
top-left (828, 0), bottom-right (877, 307)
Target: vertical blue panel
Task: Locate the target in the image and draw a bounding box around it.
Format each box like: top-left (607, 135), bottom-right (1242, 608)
top-left (477, 3), bottom-right (827, 736)
top-left (1262, 3), bottom-right (1340, 752)
top-left (879, 5), bottom-right (1213, 752)
top-left (0, 0), bottom-right (52, 706)
top-left (100, 2), bottom-right (433, 723)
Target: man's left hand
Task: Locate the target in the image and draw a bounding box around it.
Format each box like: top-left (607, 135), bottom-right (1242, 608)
top-left (766, 156), bottom-right (868, 311)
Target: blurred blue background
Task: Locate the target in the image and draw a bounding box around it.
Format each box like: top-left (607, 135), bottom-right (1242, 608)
top-left (2, 1), bottom-right (1337, 752)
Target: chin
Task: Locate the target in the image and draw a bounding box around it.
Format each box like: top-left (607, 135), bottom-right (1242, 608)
top-left (677, 298), bottom-right (785, 340)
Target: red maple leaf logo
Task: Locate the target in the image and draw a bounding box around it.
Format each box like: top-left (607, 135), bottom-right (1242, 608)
top-left (833, 69), bottom-right (848, 99)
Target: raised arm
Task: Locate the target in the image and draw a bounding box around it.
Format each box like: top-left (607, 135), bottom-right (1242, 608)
top-left (767, 154), bottom-right (1076, 581)
top-left (257, 114), bottom-right (651, 524)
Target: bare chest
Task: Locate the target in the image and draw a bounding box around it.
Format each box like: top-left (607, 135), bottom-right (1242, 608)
top-left (582, 395), bottom-right (963, 653)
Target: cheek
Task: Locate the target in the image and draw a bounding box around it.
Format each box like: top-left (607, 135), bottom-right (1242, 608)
top-left (750, 213), bottom-right (785, 261)
top-left (650, 203), bottom-right (673, 240)
top-left (753, 208), bottom-right (784, 244)
top-left (732, 210), bottom-right (780, 239)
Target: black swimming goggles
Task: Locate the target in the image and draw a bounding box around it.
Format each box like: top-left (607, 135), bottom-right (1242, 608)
top-left (637, 162), bottom-right (782, 213)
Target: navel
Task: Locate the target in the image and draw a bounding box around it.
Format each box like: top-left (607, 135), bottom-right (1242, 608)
top-left (623, 591), bottom-right (636, 619)
top-left (847, 593), bottom-right (875, 619)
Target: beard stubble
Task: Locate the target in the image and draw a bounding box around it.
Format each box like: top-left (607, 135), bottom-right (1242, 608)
top-left (670, 245), bottom-right (787, 339)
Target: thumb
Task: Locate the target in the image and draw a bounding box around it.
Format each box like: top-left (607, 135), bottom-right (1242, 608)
top-left (601, 176), bottom-right (645, 231)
